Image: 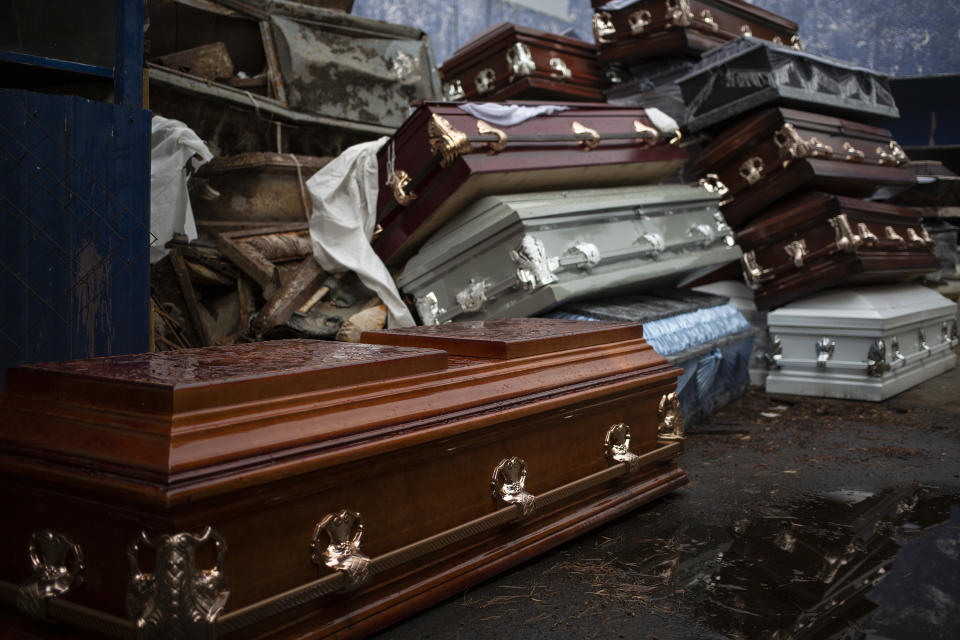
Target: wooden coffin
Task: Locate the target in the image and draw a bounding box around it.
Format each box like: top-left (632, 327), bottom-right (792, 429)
top-left (192, 153), bottom-right (330, 236)
top-left (438, 23), bottom-right (604, 103)
top-left (592, 0), bottom-right (798, 65)
top-left (695, 107), bottom-right (916, 229)
top-left (765, 284), bottom-right (957, 401)
top-left (373, 102), bottom-right (687, 266)
top-left (0, 319), bottom-right (687, 639)
top-left (678, 37), bottom-right (900, 132)
top-left (397, 182), bottom-right (739, 324)
top-left (736, 192), bottom-right (941, 311)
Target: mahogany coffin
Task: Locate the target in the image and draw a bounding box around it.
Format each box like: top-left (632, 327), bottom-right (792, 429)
top-left (438, 23), bottom-right (604, 103)
top-left (736, 192), bottom-right (940, 310)
top-left (0, 319), bottom-right (687, 639)
top-left (695, 107), bottom-right (916, 229)
top-left (373, 102), bottom-right (687, 266)
top-left (678, 37), bottom-right (899, 133)
top-left (592, 0), bottom-right (798, 65)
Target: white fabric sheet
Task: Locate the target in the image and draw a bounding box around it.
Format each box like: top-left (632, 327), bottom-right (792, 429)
top-left (457, 102), bottom-right (570, 126)
top-left (149, 115), bottom-right (213, 262)
top-left (307, 137), bottom-right (415, 328)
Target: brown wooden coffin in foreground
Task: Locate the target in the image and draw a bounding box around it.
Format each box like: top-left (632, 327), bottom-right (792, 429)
top-left (737, 192), bottom-right (939, 310)
top-left (592, 0), bottom-right (798, 65)
top-left (373, 102), bottom-right (687, 266)
top-left (0, 319), bottom-right (686, 639)
top-left (439, 23), bottom-right (604, 103)
top-left (695, 108), bottom-right (916, 229)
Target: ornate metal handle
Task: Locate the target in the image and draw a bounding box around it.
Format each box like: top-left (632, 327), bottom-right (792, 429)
top-left (628, 9), bottom-right (652, 34)
top-left (572, 121), bottom-right (600, 151)
top-left (842, 141), bottom-right (865, 162)
top-left (741, 250), bottom-right (773, 286)
top-left (857, 223), bottom-right (879, 247)
top-left (549, 57), bottom-right (571, 80)
top-left (474, 67), bottom-right (496, 95)
top-left (866, 338), bottom-right (889, 377)
top-left (390, 169), bottom-right (417, 206)
top-left (829, 214), bottom-right (862, 252)
top-left (312, 510), bottom-right (371, 588)
top-left (739, 156), bottom-right (765, 185)
top-left (476, 119), bottom-right (507, 153)
top-left (884, 226), bottom-right (906, 247)
top-left (816, 337), bottom-right (836, 368)
top-left (593, 12), bottom-right (616, 43)
top-left (506, 42), bottom-right (536, 80)
top-left (784, 238), bottom-right (807, 268)
top-left (700, 9), bottom-right (718, 31)
top-left (442, 79), bottom-right (465, 101)
top-left (491, 457), bottom-right (536, 519)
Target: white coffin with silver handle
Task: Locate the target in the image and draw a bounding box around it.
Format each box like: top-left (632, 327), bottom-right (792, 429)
top-left (764, 284), bottom-right (958, 401)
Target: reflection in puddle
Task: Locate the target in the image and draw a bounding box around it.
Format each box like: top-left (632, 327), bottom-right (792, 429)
top-left (570, 488), bottom-right (959, 639)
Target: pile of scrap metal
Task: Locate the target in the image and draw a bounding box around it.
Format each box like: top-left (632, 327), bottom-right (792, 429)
top-left (146, 0), bottom-right (442, 349)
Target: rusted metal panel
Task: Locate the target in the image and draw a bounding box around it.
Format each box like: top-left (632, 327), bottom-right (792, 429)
top-left (156, 41), bottom-right (234, 80)
top-left (268, 6), bottom-right (441, 128)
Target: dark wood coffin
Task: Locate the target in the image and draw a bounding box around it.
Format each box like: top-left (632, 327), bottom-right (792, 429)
top-left (374, 102), bottom-right (687, 266)
top-left (695, 107), bottom-right (916, 229)
top-left (0, 319), bottom-right (687, 639)
top-left (592, 0), bottom-right (798, 65)
top-left (678, 36), bottom-right (900, 132)
top-left (736, 192), bottom-right (940, 310)
top-left (438, 23), bottom-right (604, 103)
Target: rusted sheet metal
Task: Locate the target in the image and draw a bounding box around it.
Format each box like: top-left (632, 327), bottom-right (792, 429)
top-left (148, 65), bottom-right (396, 136)
top-left (192, 152), bottom-right (331, 235)
top-left (268, 6), bottom-right (441, 128)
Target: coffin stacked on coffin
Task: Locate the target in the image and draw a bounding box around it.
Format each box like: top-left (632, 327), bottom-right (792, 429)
top-left (593, 1), bottom-right (799, 126)
top-left (680, 38), bottom-right (939, 311)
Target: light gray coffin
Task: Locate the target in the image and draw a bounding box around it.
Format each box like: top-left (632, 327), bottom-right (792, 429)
top-left (765, 284), bottom-right (958, 401)
top-left (693, 280), bottom-right (771, 387)
top-left (397, 183), bottom-right (741, 324)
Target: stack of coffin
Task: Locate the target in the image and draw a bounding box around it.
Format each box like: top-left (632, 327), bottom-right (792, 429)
top-left (676, 37), bottom-right (954, 397)
top-left (547, 288), bottom-right (756, 424)
top-left (0, 318), bottom-right (689, 638)
top-left (683, 39), bottom-right (939, 310)
top-left (438, 23), bottom-right (606, 103)
top-left (593, 1), bottom-right (798, 127)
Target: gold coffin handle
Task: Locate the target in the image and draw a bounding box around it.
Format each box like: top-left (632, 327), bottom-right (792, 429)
top-left (390, 170), bottom-right (417, 206)
top-left (572, 121), bottom-right (600, 151)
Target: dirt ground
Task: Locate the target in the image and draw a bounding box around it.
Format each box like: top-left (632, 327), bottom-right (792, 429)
top-left (376, 361), bottom-right (960, 640)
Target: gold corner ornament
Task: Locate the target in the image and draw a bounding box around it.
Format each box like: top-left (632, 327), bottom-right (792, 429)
top-left (17, 530), bottom-right (85, 621)
top-left (476, 119), bottom-right (507, 154)
top-left (658, 392), bottom-right (684, 440)
top-left (390, 169), bottom-right (417, 206)
top-left (126, 527), bottom-right (229, 640)
top-left (572, 121), bottom-right (600, 151)
top-left (428, 114), bottom-right (472, 167)
top-left (312, 509), bottom-right (371, 588)
top-left (604, 423), bottom-right (643, 475)
top-left (491, 457), bottom-right (536, 519)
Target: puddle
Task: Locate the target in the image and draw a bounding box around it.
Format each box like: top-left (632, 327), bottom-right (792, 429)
top-left (567, 488), bottom-right (959, 639)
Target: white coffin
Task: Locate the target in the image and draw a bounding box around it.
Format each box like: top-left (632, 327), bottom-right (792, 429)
top-left (693, 280), bottom-right (771, 387)
top-left (764, 284), bottom-right (958, 401)
top-left (398, 183), bottom-right (741, 324)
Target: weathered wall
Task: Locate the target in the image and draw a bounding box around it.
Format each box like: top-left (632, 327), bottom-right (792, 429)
top-left (353, 0), bottom-right (959, 77)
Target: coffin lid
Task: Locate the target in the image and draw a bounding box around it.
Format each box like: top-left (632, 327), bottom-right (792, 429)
top-left (3, 339), bottom-right (448, 415)
top-left (767, 284), bottom-right (957, 332)
top-left (363, 318), bottom-right (643, 358)
top-left (441, 22), bottom-right (597, 71)
top-left (397, 183), bottom-right (718, 288)
top-left (598, 0), bottom-right (797, 31)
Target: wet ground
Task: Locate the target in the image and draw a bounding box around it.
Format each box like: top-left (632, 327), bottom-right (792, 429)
top-left (377, 363), bottom-right (960, 639)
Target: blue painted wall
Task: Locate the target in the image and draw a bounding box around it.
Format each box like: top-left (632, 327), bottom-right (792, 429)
top-left (354, 0), bottom-right (959, 77)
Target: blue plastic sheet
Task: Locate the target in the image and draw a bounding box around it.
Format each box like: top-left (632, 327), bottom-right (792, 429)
top-left (550, 303), bottom-right (751, 357)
